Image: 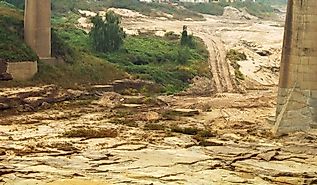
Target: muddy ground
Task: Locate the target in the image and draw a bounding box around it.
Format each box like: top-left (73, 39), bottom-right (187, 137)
top-left (1, 7), bottom-right (317, 185)
top-left (0, 83), bottom-right (317, 185)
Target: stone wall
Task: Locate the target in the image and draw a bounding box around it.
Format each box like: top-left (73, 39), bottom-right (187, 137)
top-left (276, 0), bottom-right (317, 134)
top-left (6, 61), bottom-right (38, 81)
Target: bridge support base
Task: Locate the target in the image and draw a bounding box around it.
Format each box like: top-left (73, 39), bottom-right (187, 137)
top-left (275, 0), bottom-right (317, 135)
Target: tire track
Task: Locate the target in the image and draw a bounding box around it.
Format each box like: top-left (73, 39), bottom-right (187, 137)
top-left (198, 33), bottom-right (235, 93)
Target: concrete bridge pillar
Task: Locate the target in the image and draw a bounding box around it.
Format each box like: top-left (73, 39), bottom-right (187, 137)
top-left (24, 0), bottom-right (51, 59)
top-left (275, 0), bottom-right (317, 134)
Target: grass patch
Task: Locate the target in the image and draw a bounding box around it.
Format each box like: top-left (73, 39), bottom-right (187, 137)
top-left (226, 49), bottom-right (246, 81)
top-left (0, 4), bottom-right (124, 86)
top-left (99, 34), bottom-right (208, 94)
top-left (31, 24), bottom-right (126, 87)
top-left (0, 3), bottom-right (37, 61)
top-left (33, 56), bottom-right (125, 87)
top-left (64, 127), bottom-right (118, 138)
top-left (48, 20), bottom-right (208, 92)
top-left (226, 49), bottom-right (247, 62)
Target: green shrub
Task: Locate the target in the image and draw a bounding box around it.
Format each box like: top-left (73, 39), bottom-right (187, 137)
top-left (90, 12), bottom-right (126, 53)
top-left (180, 26), bottom-right (196, 48)
top-left (226, 49), bottom-right (247, 62)
top-left (177, 47), bottom-right (190, 65)
top-left (226, 49), bottom-right (246, 81)
top-left (52, 29), bottom-right (76, 63)
top-left (33, 25), bottom-right (126, 87)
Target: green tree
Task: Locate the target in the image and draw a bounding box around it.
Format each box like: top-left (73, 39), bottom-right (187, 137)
top-left (180, 25), bottom-right (195, 48)
top-left (90, 11), bottom-right (125, 53)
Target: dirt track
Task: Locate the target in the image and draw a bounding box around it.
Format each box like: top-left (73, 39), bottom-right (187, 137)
top-left (199, 33), bottom-right (234, 92)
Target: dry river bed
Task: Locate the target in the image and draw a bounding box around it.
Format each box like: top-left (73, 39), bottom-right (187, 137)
top-left (0, 85), bottom-right (317, 185)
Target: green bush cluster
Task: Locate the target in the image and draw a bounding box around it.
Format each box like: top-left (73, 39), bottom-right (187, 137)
top-left (52, 29), bottom-right (76, 63)
top-left (226, 49), bottom-right (247, 62)
top-left (103, 35), bottom-right (207, 93)
top-left (33, 23), bottom-right (125, 87)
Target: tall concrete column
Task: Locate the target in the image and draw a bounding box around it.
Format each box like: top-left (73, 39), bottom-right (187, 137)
top-left (275, 0), bottom-right (317, 134)
top-left (24, 0), bottom-right (51, 59)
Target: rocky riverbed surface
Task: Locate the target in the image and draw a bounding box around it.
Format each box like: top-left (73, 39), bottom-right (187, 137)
top-left (1, 85), bottom-right (317, 185)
